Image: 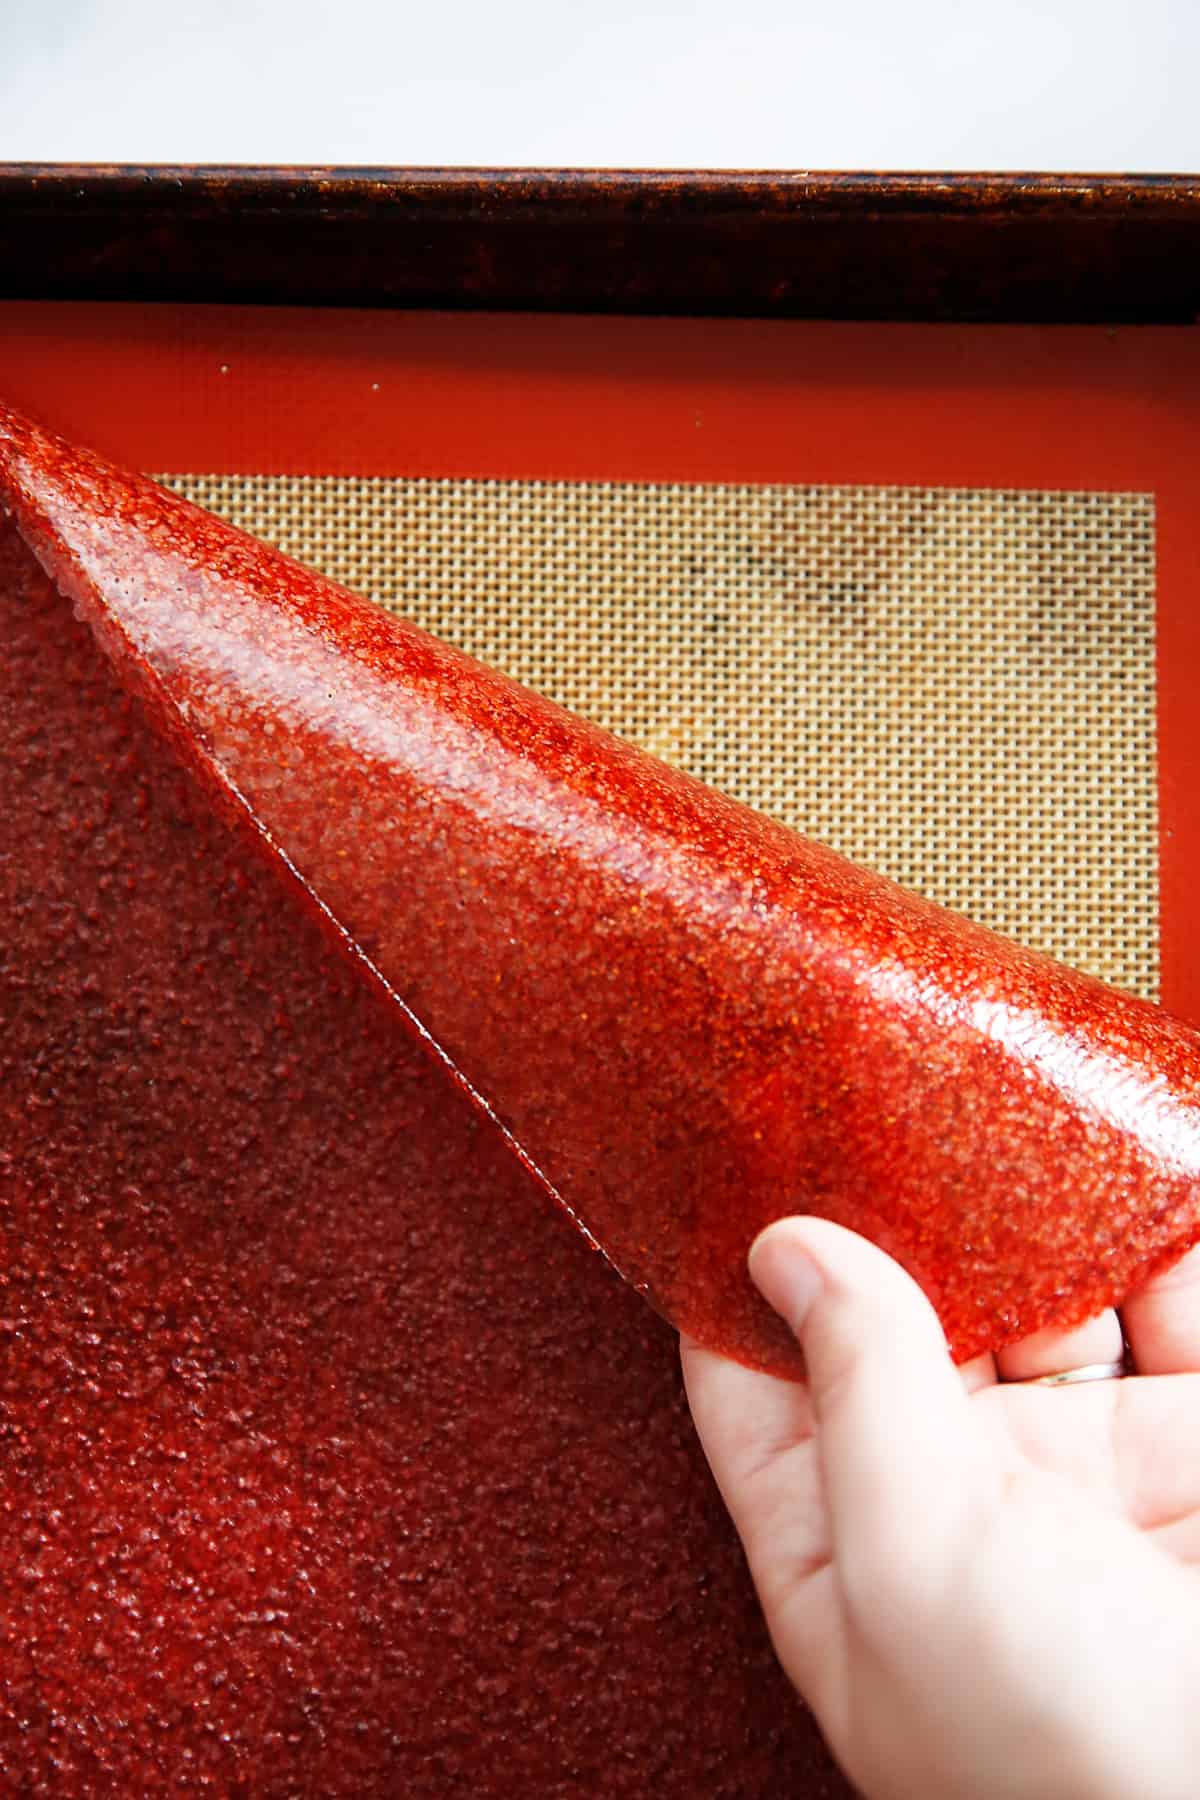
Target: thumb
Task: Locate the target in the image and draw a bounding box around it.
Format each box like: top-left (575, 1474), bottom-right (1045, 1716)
top-left (750, 1217), bottom-right (977, 1599)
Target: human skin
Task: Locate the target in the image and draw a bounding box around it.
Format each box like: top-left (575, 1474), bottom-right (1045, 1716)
top-left (683, 1223), bottom-right (1200, 1800)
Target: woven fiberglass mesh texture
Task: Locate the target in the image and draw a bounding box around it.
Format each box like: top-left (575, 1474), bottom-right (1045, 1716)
top-left (160, 475), bottom-right (1158, 998)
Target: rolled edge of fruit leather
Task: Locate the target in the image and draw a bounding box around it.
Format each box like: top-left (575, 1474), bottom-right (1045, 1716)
top-left (3, 397), bottom-right (1200, 1376)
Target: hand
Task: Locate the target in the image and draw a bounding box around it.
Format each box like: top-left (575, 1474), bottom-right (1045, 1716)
top-left (682, 1220), bottom-right (1200, 1800)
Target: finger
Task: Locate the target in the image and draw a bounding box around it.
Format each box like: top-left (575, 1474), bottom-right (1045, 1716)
top-left (1121, 1241), bottom-right (1200, 1375)
top-left (995, 1308), bottom-right (1124, 1383)
top-left (680, 1335), bottom-right (841, 1711)
top-left (679, 1337), bottom-right (826, 1597)
top-left (748, 1218), bottom-right (978, 1604)
top-left (959, 1349), bottom-right (999, 1393)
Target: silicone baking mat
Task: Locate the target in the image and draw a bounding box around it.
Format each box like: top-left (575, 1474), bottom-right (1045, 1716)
top-left (164, 470), bottom-right (1157, 995)
top-left (5, 299), bottom-right (1200, 1797)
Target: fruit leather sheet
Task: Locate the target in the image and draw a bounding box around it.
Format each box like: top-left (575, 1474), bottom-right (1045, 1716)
top-left (3, 401), bottom-right (1200, 1793)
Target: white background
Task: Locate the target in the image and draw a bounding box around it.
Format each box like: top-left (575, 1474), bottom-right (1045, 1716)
top-left (2, 0), bottom-right (1196, 171)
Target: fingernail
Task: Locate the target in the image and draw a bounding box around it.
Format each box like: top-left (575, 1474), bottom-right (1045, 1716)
top-left (748, 1224), bottom-right (823, 1332)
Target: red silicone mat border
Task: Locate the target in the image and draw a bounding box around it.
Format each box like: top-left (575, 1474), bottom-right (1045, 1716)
top-left (5, 302), bottom-right (1199, 1020)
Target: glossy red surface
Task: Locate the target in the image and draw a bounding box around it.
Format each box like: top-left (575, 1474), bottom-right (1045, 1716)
top-left (0, 511), bottom-right (836, 1792)
top-left (6, 401), bottom-right (1200, 1376)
